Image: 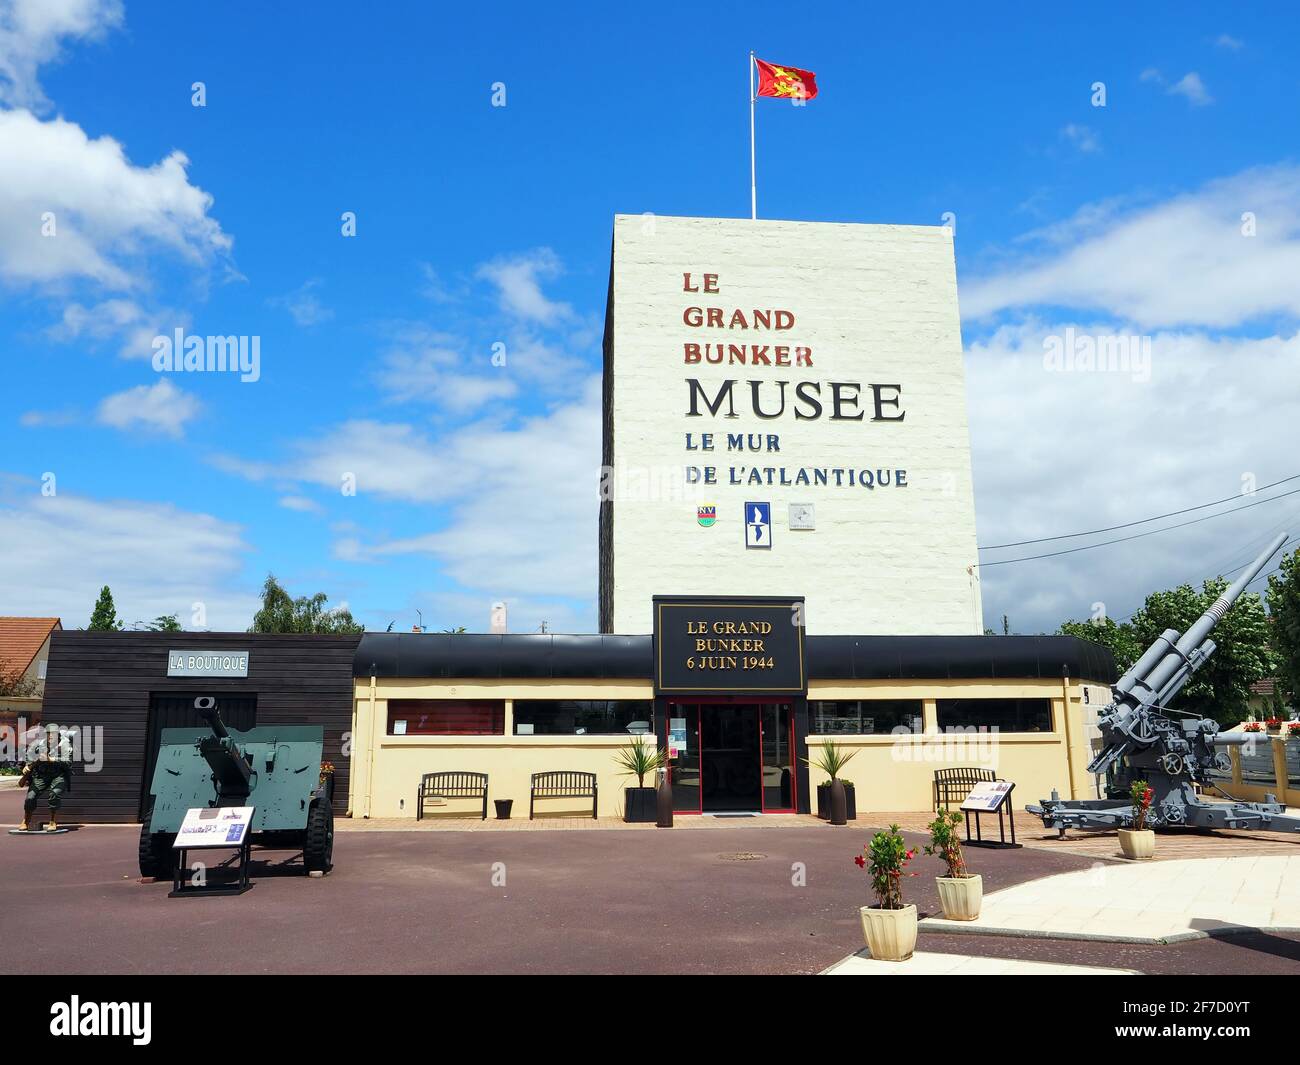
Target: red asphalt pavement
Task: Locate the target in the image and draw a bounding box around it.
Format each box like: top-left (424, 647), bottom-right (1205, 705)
top-left (3, 790), bottom-right (1299, 974)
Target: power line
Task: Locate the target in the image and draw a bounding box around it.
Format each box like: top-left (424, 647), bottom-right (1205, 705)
top-left (977, 486), bottom-right (1300, 568)
top-left (980, 473), bottom-right (1300, 551)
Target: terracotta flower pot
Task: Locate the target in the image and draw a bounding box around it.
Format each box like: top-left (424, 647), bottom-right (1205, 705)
top-left (935, 874), bottom-right (982, 921)
top-left (859, 904), bottom-right (918, 961)
top-left (1118, 828), bottom-right (1155, 860)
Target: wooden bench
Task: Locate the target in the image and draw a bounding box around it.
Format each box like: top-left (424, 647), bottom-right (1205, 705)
top-left (933, 767), bottom-right (998, 812)
top-left (417, 771), bottom-right (489, 821)
top-left (530, 771), bottom-right (597, 820)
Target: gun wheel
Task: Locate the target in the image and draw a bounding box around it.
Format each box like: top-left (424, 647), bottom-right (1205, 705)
top-left (137, 799), bottom-right (175, 879)
top-left (304, 796), bottom-right (334, 874)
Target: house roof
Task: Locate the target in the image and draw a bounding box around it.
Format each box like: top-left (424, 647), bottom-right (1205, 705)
top-left (0, 617), bottom-right (62, 677)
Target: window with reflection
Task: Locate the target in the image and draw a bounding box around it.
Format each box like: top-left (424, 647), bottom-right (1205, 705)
top-left (512, 700), bottom-right (654, 736)
top-left (935, 698), bottom-right (1052, 733)
top-left (809, 700), bottom-right (923, 735)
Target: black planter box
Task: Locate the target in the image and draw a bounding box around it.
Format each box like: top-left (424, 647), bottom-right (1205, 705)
top-left (816, 783), bottom-right (857, 821)
top-left (625, 787), bottom-right (657, 823)
top-left (494, 799), bottom-right (513, 820)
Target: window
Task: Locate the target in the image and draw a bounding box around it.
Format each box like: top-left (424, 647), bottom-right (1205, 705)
top-left (388, 700), bottom-right (504, 736)
top-left (513, 700), bottom-right (654, 736)
top-left (809, 700), bottom-right (923, 735)
top-left (935, 698), bottom-right (1052, 733)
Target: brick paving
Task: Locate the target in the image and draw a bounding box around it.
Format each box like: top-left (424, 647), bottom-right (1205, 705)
top-left (878, 810), bottom-right (1300, 862)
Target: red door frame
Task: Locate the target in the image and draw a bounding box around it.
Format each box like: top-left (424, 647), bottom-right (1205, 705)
top-left (665, 697), bottom-right (797, 814)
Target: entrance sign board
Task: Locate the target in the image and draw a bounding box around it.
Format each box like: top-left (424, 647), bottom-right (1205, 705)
top-left (167, 649), bottom-right (250, 677)
top-left (173, 806), bottom-right (255, 848)
top-left (654, 595), bottom-right (806, 694)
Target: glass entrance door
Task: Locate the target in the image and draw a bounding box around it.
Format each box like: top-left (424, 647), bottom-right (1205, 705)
top-left (701, 705), bottom-right (761, 812)
top-left (667, 702), bottom-right (796, 814)
top-left (760, 703), bottom-right (795, 813)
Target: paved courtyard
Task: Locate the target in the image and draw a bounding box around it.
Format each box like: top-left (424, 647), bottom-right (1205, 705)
top-left (3, 790), bottom-right (1299, 975)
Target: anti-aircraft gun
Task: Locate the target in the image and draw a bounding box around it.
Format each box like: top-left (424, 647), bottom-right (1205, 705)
top-left (1028, 532), bottom-right (1300, 836)
top-left (138, 697), bottom-right (335, 878)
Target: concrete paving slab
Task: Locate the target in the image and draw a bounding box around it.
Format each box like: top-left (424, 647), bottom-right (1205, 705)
top-left (920, 855), bottom-right (1300, 944)
top-left (822, 949), bottom-right (1137, 975)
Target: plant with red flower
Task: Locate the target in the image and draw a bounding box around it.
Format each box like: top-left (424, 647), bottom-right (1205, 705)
top-left (1130, 779), bottom-right (1154, 832)
top-left (1266, 718), bottom-right (1282, 730)
top-left (924, 809), bottom-right (971, 879)
top-left (1288, 722), bottom-right (1300, 738)
top-left (1244, 722), bottom-right (1263, 733)
top-left (854, 824), bottom-right (915, 910)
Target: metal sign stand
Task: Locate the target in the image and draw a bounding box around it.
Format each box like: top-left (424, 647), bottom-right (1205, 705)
top-left (170, 839), bottom-right (253, 897)
top-left (963, 783), bottom-right (1022, 849)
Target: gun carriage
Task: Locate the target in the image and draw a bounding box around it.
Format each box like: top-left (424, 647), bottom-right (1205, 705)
top-left (1029, 533), bottom-right (1300, 836)
top-left (138, 697), bottom-right (335, 878)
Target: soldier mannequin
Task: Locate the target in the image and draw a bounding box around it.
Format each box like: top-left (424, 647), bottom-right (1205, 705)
top-left (19, 726), bottom-right (73, 832)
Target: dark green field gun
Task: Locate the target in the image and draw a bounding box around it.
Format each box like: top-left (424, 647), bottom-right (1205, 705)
top-left (138, 697), bottom-right (335, 878)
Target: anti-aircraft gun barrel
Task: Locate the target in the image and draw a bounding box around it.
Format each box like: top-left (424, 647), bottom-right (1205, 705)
top-left (1123, 533), bottom-right (1287, 709)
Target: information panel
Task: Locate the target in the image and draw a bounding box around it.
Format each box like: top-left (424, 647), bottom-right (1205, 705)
top-left (173, 806), bottom-right (255, 848)
top-left (960, 781), bottom-right (1013, 813)
top-left (653, 595), bottom-right (806, 694)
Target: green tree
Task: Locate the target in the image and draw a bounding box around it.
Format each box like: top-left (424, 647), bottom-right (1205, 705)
top-left (1266, 547), bottom-right (1300, 705)
top-left (1129, 578), bottom-right (1275, 727)
top-left (134, 614), bottom-right (182, 632)
top-left (88, 586), bottom-right (123, 631)
top-left (249, 574), bottom-right (364, 634)
top-left (1058, 616), bottom-right (1142, 674)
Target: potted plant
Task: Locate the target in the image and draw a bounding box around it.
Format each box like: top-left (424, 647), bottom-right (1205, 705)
top-left (1244, 721), bottom-right (1263, 733)
top-left (1266, 717), bottom-right (1282, 733)
top-left (614, 737), bottom-right (666, 823)
top-left (805, 740), bottom-right (857, 824)
top-left (1288, 722), bottom-right (1300, 739)
top-left (854, 824), bottom-right (918, 961)
top-left (925, 809), bottom-right (981, 921)
top-left (1118, 779), bottom-right (1155, 859)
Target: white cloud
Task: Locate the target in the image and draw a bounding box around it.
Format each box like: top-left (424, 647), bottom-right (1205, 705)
top-left (222, 376), bottom-right (602, 604)
top-left (49, 298), bottom-right (187, 359)
top-left (1214, 34), bottom-right (1244, 51)
top-left (966, 324), bottom-right (1300, 629)
top-left (373, 325), bottom-right (518, 410)
top-left (96, 378), bottom-right (201, 438)
top-left (353, 379), bottom-right (600, 598)
top-left (1168, 71), bottom-right (1212, 107)
top-left (1140, 68), bottom-right (1213, 107)
top-left (0, 0), bottom-right (122, 111)
top-left (1060, 123), bottom-right (1100, 154)
top-left (278, 494), bottom-right (323, 514)
top-left (0, 108), bottom-right (232, 291)
top-left (269, 278), bottom-right (333, 327)
top-left (962, 164), bottom-right (1300, 328)
top-left (475, 248), bottom-right (573, 325)
top-left (0, 485), bottom-right (257, 628)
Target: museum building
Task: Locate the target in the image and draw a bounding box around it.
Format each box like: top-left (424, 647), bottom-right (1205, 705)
top-left (36, 216), bottom-right (1118, 823)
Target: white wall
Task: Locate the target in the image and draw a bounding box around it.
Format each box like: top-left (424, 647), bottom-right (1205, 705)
top-left (603, 214), bottom-right (982, 635)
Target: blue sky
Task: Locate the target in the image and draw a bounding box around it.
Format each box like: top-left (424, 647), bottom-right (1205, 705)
top-left (2, 1), bottom-right (1299, 633)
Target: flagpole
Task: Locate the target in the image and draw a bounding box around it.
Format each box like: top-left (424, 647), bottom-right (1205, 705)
top-left (749, 50), bottom-right (757, 220)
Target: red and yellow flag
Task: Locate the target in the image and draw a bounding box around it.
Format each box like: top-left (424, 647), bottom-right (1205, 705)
top-left (755, 58), bottom-right (818, 101)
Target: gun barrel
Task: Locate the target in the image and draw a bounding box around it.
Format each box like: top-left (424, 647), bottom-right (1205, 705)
top-left (1133, 533), bottom-right (1287, 703)
top-left (1208, 732), bottom-right (1253, 747)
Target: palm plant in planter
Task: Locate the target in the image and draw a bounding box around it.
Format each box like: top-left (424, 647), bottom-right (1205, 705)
top-left (854, 824), bottom-right (918, 961)
top-left (925, 810), bottom-right (981, 920)
top-left (614, 737), bottom-right (666, 823)
top-left (1118, 779), bottom-right (1155, 859)
top-left (805, 741), bottom-right (857, 824)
